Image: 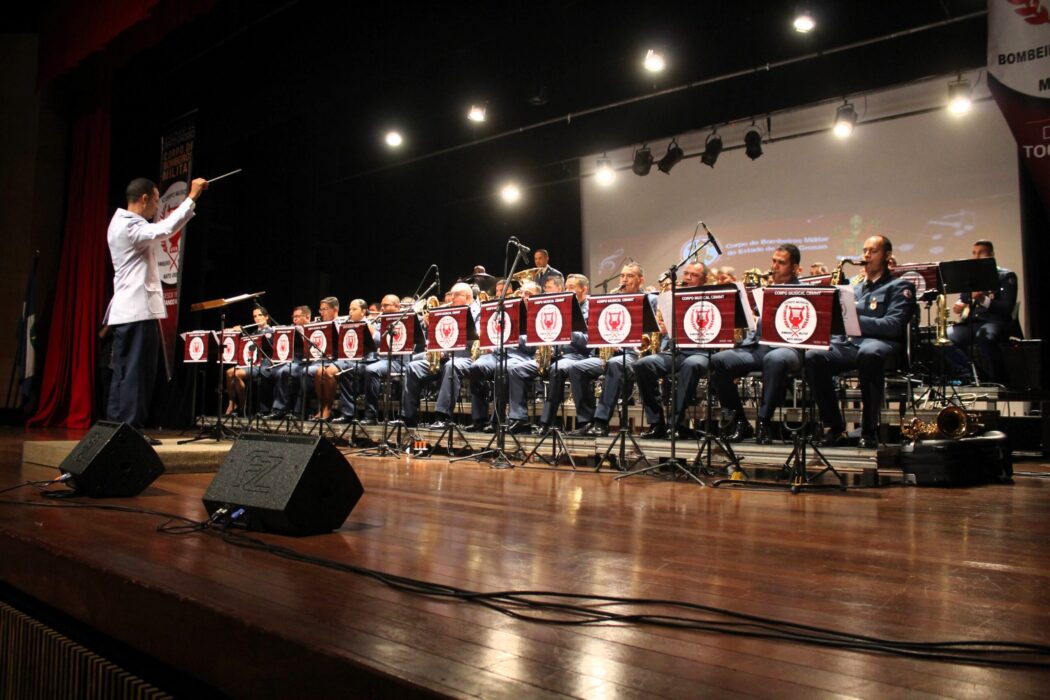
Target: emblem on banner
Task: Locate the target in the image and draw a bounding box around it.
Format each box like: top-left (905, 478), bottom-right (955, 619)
top-left (775, 296), bottom-right (818, 343)
top-left (241, 341), bottom-right (255, 365)
top-left (683, 301), bottom-right (721, 344)
top-left (436, 315), bottom-right (459, 349)
top-left (391, 321), bottom-right (407, 352)
top-left (536, 305), bottom-right (563, 343)
top-left (598, 303), bottom-right (631, 344)
top-left (275, 333), bottom-right (291, 361)
top-left (342, 328), bottom-right (359, 358)
top-left (309, 330), bottom-right (327, 358)
top-left (222, 337), bottom-right (236, 363)
top-left (486, 311), bottom-right (513, 345)
top-left (158, 181), bottom-right (188, 285)
top-left (188, 336), bottom-right (205, 361)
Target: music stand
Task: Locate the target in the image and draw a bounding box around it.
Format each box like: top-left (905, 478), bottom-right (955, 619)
top-left (715, 285), bottom-right (850, 492)
top-left (422, 304), bottom-right (477, 457)
top-left (521, 292), bottom-right (587, 468)
top-left (179, 291), bottom-right (265, 444)
top-left (585, 293), bottom-right (659, 472)
top-left (265, 324), bottom-right (304, 434)
top-left (179, 330), bottom-right (215, 434)
top-left (335, 320), bottom-right (379, 446)
top-left (939, 257), bottom-right (1001, 386)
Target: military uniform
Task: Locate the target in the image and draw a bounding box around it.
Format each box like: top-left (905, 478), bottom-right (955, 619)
top-left (946, 267), bottom-right (1017, 382)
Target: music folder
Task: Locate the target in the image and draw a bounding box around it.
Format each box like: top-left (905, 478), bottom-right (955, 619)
top-left (660, 284), bottom-right (755, 349)
top-left (426, 305), bottom-right (476, 353)
top-left (303, 321), bottom-right (336, 360)
top-left (378, 312), bottom-right (424, 355)
top-left (220, 329), bottom-right (239, 365)
top-left (758, 285), bottom-right (859, 350)
top-left (337, 321), bottom-right (378, 361)
top-left (892, 262), bottom-right (942, 300)
top-left (587, 292), bottom-right (659, 347)
top-left (525, 292), bottom-right (587, 346)
top-left (479, 298), bottom-right (525, 350)
top-left (181, 330), bottom-right (217, 364)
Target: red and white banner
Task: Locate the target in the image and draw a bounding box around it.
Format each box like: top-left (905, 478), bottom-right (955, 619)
top-left (180, 330), bottom-right (215, 364)
top-left (587, 293), bottom-right (650, 347)
top-left (988, 1), bottom-right (1050, 214)
top-left (759, 286), bottom-right (838, 350)
top-left (220, 329), bottom-right (238, 365)
top-left (426, 305), bottom-right (472, 353)
top-left (271, 326), bottom-right (298, 363)
top-left (378, 313), bottom-right (422, 355)
top-left (479, 299), bottom-right (524, 350)
top-left (303, 321), bottom-right (335, 360)
top-left (156, 111), bottom-right (196, 380)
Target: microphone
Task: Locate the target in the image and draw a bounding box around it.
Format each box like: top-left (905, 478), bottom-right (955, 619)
top-left (509, 236), bottom-right (531, 254)
top-left (700, 221), bottom-right (723, 256)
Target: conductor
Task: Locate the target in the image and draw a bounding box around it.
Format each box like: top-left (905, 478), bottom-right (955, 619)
top-left (104, 176), bottom-right (208, 441)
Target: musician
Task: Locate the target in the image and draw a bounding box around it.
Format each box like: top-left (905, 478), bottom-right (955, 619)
top-left (805, 235), bottom-right (915, 448)
top-left (360, 294), bottom-right (405, 424)
top-left (544, 274), bottom-right (566, 293)
top-left (105, 176), bottom-right (207, 440)
top-left (810, 262), bottom-right (828, 276)
top-left (632, 261), bottom-right (710, 439)
top-left (533, 249), bottom-right (563, 290)
top-left (568, 262), bottom-right (661, 437)
top-left (709, 244), bottom-right (802, 444)
top-left (946, 239), bottom-right (1017, 383)
top-left (494, 278), bottom-right (511, 299)
top-left (224, 305), bottom-right (273, 416)
top-left (326, 299), bottom-right (377, 424)
top-left (306, 296), bottom-right (341, 420)
top-left (469, 280), bottom-right (540, 432)
top-left (400, 283), bottom-right (478, 428)
top-left (262, 305), bottom-right (311, 420)
top-left (512, 275), bottom-right (590, 433)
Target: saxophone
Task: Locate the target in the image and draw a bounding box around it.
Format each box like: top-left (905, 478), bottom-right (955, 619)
top-left (536, 344), bottom-right (553, 376)
top-left (830, 258), bottom-right (861, 285)
top-left (422, 297), bottom-right (445, 374)
top-left (599, 346), bottom-right (617, 367)
top-left (639, 307), bottom-right (664, 356)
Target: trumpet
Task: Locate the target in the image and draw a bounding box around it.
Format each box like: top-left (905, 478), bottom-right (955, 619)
top-left (933, 294), bottom-right (953, 347)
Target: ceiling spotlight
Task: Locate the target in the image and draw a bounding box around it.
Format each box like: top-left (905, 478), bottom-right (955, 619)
top-left (700, 131), bottom-right (723, 168)
top-left (385, 130), bottom-right (403, 147)
top-left (793, 8), bottom-right (816, 33)
top-left (833, 102), bottom-right (857, 138)
top-left (744, 128), bottom-right (763, 160)
top-left (595, 156), bottom-right (616, 186)
top-left (500, 182), bottom-right (522, 204)
top-left (948, 77), bottom-right (972, 115)
top-left (657, 138), bottom-right (684, 174)
top-left (468, 104), bottom-right (487, 123)
top-left (632, 145), bottom-right (654, 176)
top-left (643, 49), bottom-right (666, 73)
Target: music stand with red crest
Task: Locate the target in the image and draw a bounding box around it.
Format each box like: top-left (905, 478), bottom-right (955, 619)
top-left (179, 330), bottom-right (217, 433)
top-left (421, 304), bottom-right (477, 457)
top-left (521, 292), bottom-right (586, 468)
top-left (715, 285), bottom-right (853, 492)
top-left (334, 320), bottom-right (378, 446)
top-left (585, 292), bottom-right (659, 472)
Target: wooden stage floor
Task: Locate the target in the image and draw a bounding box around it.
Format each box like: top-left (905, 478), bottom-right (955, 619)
top-left (2, 427), bottom-right (1049, 697)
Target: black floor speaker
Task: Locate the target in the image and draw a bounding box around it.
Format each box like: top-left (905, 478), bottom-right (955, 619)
top-left (58, 421), bottom-right (165, 497)
top-left (202, 433), bottom-right (364, 536)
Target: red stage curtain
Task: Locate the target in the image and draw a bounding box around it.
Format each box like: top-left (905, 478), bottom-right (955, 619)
top-left (27, 81), bottom-right (112, 429)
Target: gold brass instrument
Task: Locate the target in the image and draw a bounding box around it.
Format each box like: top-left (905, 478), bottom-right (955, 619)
top-left (599, 346), bottom-right (617, 367)
top-left (830, 258), bottom-right (862, 285)
top-left (420, 297), bottom-right (446, 374)
top-left (639, 306), bottom-right (664, 357)
top-left (478, 290), bottom-right (490, 302)
top-left (511, 268), bottom-right (540, 283)
top-left (933, 294), bottom-right (953, 347)
top-left (536, 344), bottom-right (553, 377)
top-left (901, 405), bottom-right (984, 441)
top-left (742, 268), bottom-right (770, 287)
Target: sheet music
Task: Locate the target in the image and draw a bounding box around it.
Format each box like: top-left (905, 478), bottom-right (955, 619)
top-left (734, 282), bottom-right (756, 331)
top-left (837, 286), bottom-right (862, 336)
top-left (657, 290), bottom-right (673, 336)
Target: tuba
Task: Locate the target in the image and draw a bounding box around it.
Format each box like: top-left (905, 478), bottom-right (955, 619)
top-left (830, 258), bottom-right (862, 285)
top-left (511, 268), bottom-right (540, 283)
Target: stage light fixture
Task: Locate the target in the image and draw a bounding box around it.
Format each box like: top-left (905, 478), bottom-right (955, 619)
top-left (500, 182), bottom-right (522, 204)
top-left (833, 102), bottom-right (857, 138)
top-left (744, 128), bottom-right (763, 160)
top-left (385, 130), bottom-right (403, 147)
top-left (595, 156), bottom-right (616, 186)
top-left (657, 138), bottom-right (683, 174)
top-left (947, 77), bottom-right (972, 115)
top-left (700, 131), bottom-right (723, 168)
top-left (468, 104), bottom-right (487, 122)
top-left (643, 49), bottom-right (666, 73)
top-left (632, 145), bottom-right (654, 176)
top-left (793, 8), bottom-right (815, 33)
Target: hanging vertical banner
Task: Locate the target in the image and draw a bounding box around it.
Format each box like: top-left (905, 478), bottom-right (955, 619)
top-left (155, 111), bottom-right (197, 380)
top-left (988, 1), bottom-right (1050, 213)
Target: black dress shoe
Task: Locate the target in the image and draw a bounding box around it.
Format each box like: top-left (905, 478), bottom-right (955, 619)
top-left (359, 417), bottom-right (378, 426)
top-left (566, 424), bottom-right (591, 436)
top-left (755, 420), bottom-right (773, 445)
top-left (482, 422), bottom-right (499, 433)
top-left (672, 425), bottom-right (700, 440)
top-left (857, 433), bottom-right (878, 449)
top-left (465, 421), bottom-right (487, 432)
top-left (507, 420), bottom-right (534, 435)
top-left (820, 428), bottom-right (849, 447)
top-left (143, 435), bottom-right (162, 446)
top-left (641, 423), bottom-right (668, 439)
top-left (724, 418), bottom-right (754, 443)
top-left (585, 421), bottom-right (610, 437)
top-left (330, 415), bottom-right (351, 424)
top-left (261, 411), bottom-right (286, 421)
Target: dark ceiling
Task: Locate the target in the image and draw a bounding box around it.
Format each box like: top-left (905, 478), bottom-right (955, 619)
top-left (103, 0), bottom-right (987, 312)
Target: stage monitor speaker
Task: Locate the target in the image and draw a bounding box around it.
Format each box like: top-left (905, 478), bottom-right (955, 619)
top-left (58, 421), bottom-right (165, 497)
top-left (202, 433), bottom-right (364, 536)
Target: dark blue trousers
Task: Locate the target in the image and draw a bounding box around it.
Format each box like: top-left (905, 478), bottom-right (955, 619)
top-left (107, 320), bottom-right (160, 430)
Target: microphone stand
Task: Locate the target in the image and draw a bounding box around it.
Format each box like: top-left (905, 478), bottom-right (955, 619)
top-left (617, 242), bottom-right (714, 486)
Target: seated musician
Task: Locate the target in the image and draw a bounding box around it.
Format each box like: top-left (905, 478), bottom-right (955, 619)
top-left (543, 274), bottom-right (565, 294)
top-left (324, 299), bottom-right (377, 424)
top-left (224, 305), bottom-right (273, 416)
top-left (360, 294), bottom-right (407, 424)
top-left (805, 235), bottom-right (915, 449)
top-left (261, 305), bottom-right (311, 420)
top-left (468, 280), bottom-right (540, 432)
top-left (632, 261), bottom-right (710, 440)
top-left (564, 263), bottom-right (656, 436)
top-left (946, 239), bottom-right (1017, 383)
top-left (511, 274), bottom-right (590, 434)
top-left (709, 244), bottom-right (802, 445)
top-left (307, 296), bottom-right (341, 420)
top-left (399, 283), bottom-right (479, 428)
